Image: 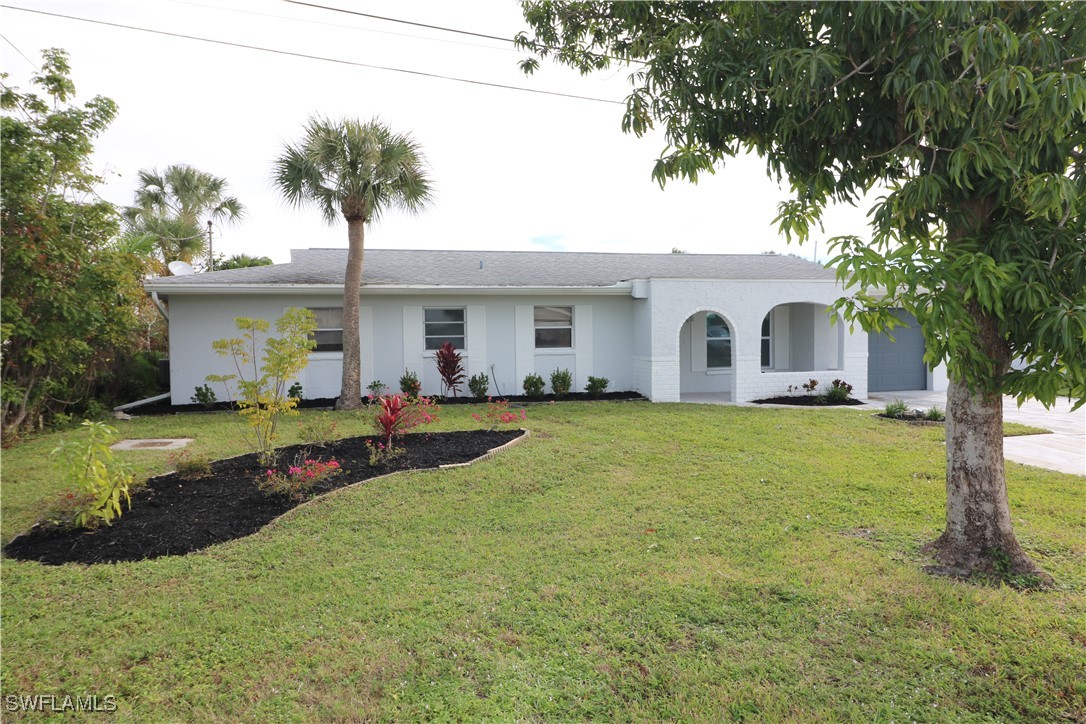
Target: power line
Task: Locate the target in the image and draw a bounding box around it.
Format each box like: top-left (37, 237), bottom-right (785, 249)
top-left (285, 0), bottom-right (645, 66)
top-left (0, 4), bottom-right (624, 105)
top-left (283, 0), bottom-right (513, 44)
top-left (0, 32), bottom-right (37, 69)
top-left (174, 0), bottom-right (520, 55)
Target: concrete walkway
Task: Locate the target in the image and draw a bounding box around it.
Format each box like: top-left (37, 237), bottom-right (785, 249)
top-left (864, 391), bottom-right (1085, 476)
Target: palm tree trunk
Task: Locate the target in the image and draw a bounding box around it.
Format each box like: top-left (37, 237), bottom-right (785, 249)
top-left (336, 218), bottom-right (365, 410)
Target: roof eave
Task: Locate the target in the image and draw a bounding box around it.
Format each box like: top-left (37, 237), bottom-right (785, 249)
top-left (143, 282), bottom-right (635, 297)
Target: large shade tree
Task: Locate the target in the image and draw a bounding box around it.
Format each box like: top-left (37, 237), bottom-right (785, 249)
top-left (1, 49), bottom-right (144, 436)
top-left (122, 164), bottom-right (245, 271)
top-left (273, 116), bottom-right (433, 410)
top-left (518, 2), bottom-right (1086, 579)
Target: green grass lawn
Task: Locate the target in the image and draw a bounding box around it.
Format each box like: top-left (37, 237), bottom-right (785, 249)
top-left (2, 402), bottom-right (1083, 721)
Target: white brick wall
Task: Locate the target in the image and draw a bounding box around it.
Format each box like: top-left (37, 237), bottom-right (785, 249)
top-left (638, 278), bottom-right (871, 403)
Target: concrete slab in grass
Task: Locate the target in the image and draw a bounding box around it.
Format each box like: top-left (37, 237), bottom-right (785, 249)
top-left (111, 438), bottom-right (193, 451)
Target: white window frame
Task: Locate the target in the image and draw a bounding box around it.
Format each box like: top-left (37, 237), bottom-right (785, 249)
top-left (424, 307), bottom-right (466, 351)
top-left (761, 312), bottom-right (773, 369)
top-left (308, 307), bottom-right (344, 353)
top-left (533, 305), bottom-right (574, 350)
top-left (706, 313), bottom-right (732, 369)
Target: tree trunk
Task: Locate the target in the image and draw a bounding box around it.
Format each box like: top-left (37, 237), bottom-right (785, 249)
top-left (336, 218), bottom-right (365, 411)
top-left (926, 306), bottom-right (1045, 580)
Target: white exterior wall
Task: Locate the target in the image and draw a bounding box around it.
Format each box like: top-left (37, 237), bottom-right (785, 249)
top-left (164, 292), bottom-right (634, 404)
top-left (638, 278), bottom-right (867, 403)
top-left (162, 277), bottom-right (882, 406)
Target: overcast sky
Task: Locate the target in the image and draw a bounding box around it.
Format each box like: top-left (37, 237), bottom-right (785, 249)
top-left (2, 0), bottom-right (877, 265)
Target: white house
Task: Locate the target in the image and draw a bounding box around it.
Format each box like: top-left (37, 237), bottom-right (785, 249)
top-left (143, 248), bottom-right (947, 405)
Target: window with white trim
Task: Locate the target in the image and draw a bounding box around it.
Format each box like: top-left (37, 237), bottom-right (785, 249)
top-left (308, 307), bottom-right (343, 352)
top-left (534, 306), bottom-right (573, 348)
top-left (424, 308), bottom-right (465, 350)
top-left (706, 313), bottom-right (732, 368)
top-left (761, 313), bottom-right (772, 368)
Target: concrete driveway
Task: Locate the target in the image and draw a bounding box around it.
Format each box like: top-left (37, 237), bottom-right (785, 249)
top-left (865, 391), bottom-right (1085, 476)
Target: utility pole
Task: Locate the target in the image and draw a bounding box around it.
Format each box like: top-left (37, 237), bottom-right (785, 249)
top-left (207, 220), bottom-right (214, 271)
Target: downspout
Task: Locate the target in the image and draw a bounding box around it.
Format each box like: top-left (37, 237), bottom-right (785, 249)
top-left (150, 291), bottom-right (168, 321)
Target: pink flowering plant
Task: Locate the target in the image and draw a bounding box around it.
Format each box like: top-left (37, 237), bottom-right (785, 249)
top-left (364, 438), bottom-right (405, 467)
top-left (471, 398), bottom-right (527, 431)
top-left (259, 456), bottom-right (342, 501)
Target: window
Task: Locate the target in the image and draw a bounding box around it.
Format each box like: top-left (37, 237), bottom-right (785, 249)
top-left (309, 307), bottom-right (343, 352)
top-left (706, 313), bottom-right (731, 368)
top-left (534, 306), bottom-right (572, 348)
top-left (761, 313), bottom-right (772, 368)
top-left (424, 308), bottom-right (465, 350)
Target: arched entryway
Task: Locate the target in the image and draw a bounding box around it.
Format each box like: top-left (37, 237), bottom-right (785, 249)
top-left (678, 310), bottom-right (737, 402)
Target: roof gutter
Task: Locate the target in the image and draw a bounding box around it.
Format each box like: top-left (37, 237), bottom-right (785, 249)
top-left (143, 282), bottom-right (635, 297)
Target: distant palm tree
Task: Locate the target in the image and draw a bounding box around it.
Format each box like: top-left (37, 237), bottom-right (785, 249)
top-left (273, 116), bottom-right (433, 410)
top-left (122, 164), bottom-right (244, 270)
top-left (216, 253), bottom-right (274, 270)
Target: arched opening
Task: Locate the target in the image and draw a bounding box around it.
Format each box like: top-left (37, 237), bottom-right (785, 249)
top-left (760, 302), bottom-right (843, 373)
top-left (678, 310), bottom-right (736, 402)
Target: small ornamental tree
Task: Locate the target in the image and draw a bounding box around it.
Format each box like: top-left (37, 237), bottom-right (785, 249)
top-left (206, 308), bottom-right (317, 465)
top-left (518, 1), bottom-right (1086, 579)
top-left (434, 342), bottom-right (466, 397)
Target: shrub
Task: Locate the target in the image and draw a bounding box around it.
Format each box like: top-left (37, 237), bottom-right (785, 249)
top-left (206, 308), bottom-right (317, 467)
top-left (371, 394), bottom-right (440, 447)
top-left (168, 450), bottom-right (212, 480)
top-left (468, 372), bottom-right (490, 399)
top-left (523, 373), bottom-right (545, 398)
top-left (399, 369), bottom-right (421, 398)
top-left (434, 342), bottom-right (465, 396)
top-left (191, 384), bottom-right (218, 408)
top-left (472, 398), bottom-right (527, 430)
top-left (824, 379), bottom-right (854, 403)
top-left (260, 456), bottom-right (341, 501)
top-left (366, 379), bottom-right (388, 398)
top-left (925, 405), bottom-right (946, 421)
top-left (883, 398), bottom-right (909, 418)
top-left (38, 490), bottom-right (97, 531)
top-left (288, 382), bottom-right (303, 401)
top-left (298, 412), bottom-right (338, 447)
top-left (802, 378), bottom-right (819, 395)
top-left (49, 420), bottom-right (134, 529)
top-left (585, 376), bottom-right (609, 397)
top-left (364, 438), bottom-right (404, 467)
top-left (550, 368), bottom-right (573, 397)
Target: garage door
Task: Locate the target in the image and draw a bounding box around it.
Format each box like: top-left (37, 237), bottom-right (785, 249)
top-left (868, 310), bottom-right (927, 391)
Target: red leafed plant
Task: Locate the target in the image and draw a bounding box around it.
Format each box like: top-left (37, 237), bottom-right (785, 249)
top-left (471, 398), bottom-right (527, 431)
top-left (434, 341), bottom-right (465, 397)
top-left (372, 394), bottom-right (441, 447)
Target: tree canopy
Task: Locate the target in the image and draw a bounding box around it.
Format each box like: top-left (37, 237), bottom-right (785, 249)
top-left (1, 49), bottom-right (144, 437)
top-left (518, 1), bottom-right (1085, 407)
top-left (517, 1), bottom-right (1085, 578)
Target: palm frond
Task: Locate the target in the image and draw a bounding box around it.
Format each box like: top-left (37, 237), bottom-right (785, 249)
top-left (272, 115), bottom-right (434, 226)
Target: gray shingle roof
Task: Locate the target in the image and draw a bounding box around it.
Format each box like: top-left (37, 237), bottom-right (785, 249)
top-left (145, 248), bottom-right (837, 289)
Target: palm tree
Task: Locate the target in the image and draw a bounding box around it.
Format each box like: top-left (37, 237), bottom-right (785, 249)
top-left (123, 164), bottom-right (245, 270)
top-left (217, 253), bottom-right (273, 270)
top-left (273, 116), bottom-right (433, 410)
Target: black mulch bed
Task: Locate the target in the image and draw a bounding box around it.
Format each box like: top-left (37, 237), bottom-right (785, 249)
top-left (752, 396), bottom-right (865, 406)
top-left (129, 390), bottom-right (642, 416)
top-left (4, 429), bottom-right (524, 566)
